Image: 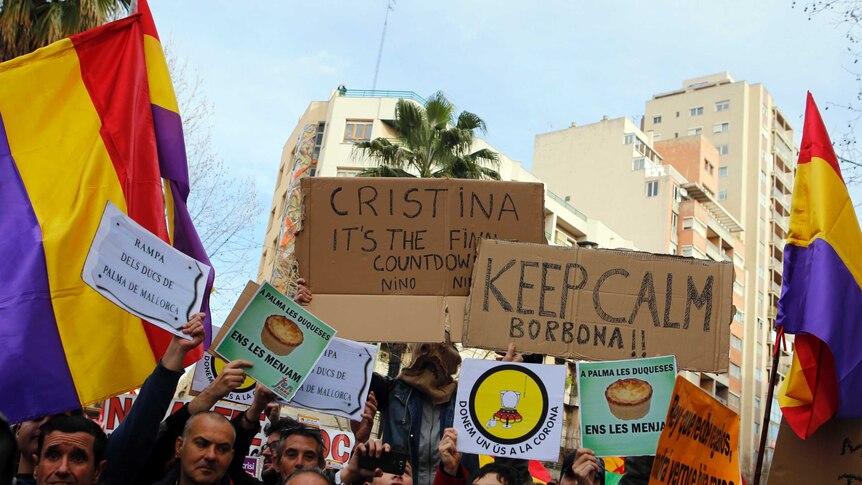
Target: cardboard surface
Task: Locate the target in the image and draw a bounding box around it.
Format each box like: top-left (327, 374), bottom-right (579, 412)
top-left (296, 178), bottom-right (545, 342)
top-left (769, 418), bottom-right (862, 484)
top-left (648, 376), bottom-right (740, 485)
top-left (464, 240), bottom-right (733, 372)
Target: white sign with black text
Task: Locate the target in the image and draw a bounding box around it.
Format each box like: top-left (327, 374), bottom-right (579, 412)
top-left (82, 201), bottom-right (211, 338)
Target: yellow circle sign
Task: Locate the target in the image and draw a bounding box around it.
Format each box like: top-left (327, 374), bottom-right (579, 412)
top-left (211, 355), bottom-right (256, 393)
top-left (469, 364), bottom-right (548, 444)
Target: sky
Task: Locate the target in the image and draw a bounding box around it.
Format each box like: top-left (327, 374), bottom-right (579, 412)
top-left (149, 0), bottom-right (860, 313)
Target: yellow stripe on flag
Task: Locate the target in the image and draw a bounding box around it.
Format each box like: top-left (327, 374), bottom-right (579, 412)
top-left (143, 34), bottom-right (179, 113)
top-left (777, 351), bottom-right (813, 409)
top-left (0, 38), bottom-right (156, 403)
top-left (789, 157), bottom-right (862, 288)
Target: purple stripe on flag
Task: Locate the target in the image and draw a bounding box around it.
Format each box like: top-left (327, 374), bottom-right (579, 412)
top-left (778, 239), bottom-right (862, 418)
top-left (168, 179), bottom-right (215, 347)
top-left (152, 104), bottom-right (189, 196)
top-left (0, 114), bottom-right (79, 423)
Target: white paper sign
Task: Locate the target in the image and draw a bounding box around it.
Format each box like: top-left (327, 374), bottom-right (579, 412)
top-left (289, 338), bottom-right (377, 421)
top-left (191, 353), bottom-right (259, 405)
top-left (454, 359), bottom-right (566, 461)
top-left (82, 201), bottom-right (211, 337)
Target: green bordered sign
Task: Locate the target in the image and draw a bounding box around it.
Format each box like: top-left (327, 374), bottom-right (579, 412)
top-left (577, 355), bottom-right (677, 457)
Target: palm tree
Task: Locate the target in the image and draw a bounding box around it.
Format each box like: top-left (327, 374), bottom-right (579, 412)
top-left (355, 91), bottom-right (501, 180)
top-left (356, 92), bottom-right (500, 377)
top-left (0, 0), bottom-right (130, 62)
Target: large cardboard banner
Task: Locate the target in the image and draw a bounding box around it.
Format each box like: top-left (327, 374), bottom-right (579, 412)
top-left (82, 201), bottom-right (212, 338)
top-left (577, 356), bottom-right (677, 457)
top-left (648, 376), bottom-right (740, 485)
top-left (464, 240), bottom-right (734, 372)
top-left (769, 418), bottom-right (862, 483)
top-left (214, 282), bottom-right (336, 401)
top-left (454, 359), bottom-right (565, 461)
top-left (296, 177), bottom-right (545, 342)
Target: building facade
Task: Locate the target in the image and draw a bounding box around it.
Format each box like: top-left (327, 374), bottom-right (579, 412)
top-left (642, 73), bottom-right (795, 476)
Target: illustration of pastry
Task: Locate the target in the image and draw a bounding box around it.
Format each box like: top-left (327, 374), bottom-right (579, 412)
top-left (605, 378), bottom-right (653, 420)
top-left (486, 390), bottom-right (523, 429)
top-left (260, 314), bottom-right (304, 356)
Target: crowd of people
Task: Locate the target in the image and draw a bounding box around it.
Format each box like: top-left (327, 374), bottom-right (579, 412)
top-left (2, 282), bottom-right (655, 485)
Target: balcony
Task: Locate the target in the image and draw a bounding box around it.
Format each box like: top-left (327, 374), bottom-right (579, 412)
top-left (771, 233), bottom-right (786, 251)
top-left (341, 89), bottom-right (427, 105)
top-left (773, 213), bottom-right (789, 234)
top-left (706, 240), bottom-right (722, 261)
top-left (772, 167), bottom-right (792, 190)
top-left (772, 188), bottom-right (791, 210)
top-left (770, 281), bottom-right (782, 297)
top-left (547, 190), bottom-right (588, 222)
top-left (773, 134), bottom-right (795, 168)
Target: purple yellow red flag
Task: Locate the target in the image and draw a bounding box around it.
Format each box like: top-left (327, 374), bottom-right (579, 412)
top-left (776, 93), bottom-right (862, 439)
top-left (0, 0), bottom-right (213, 423)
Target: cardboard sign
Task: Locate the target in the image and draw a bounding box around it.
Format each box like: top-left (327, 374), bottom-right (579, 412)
top-left (100, 393), bottom-right (356, 469)
top-left (769, 418), bottom-right (862, 484)
top-left (290, 337), bottom-right (377, 421)
top-left (648, 376), bottom-right (740, 485)
top-left (214, 282), bottom-right (336, 401)
top-left (463, 240), bottom-right (733, 372)
top-left (296, 177), bottom-right (545, 342)
top-left (577, 356), bottom-right (677, 457)
top-left (454, 359), bottom-right (565, 461)
top-left (82, 201), bottom-right (211, 337)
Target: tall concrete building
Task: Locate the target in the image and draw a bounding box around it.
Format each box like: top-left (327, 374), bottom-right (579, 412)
top-left (641, 73), bottom-right (795, 476)
top-left (531, 117), bottom-right (747, 417)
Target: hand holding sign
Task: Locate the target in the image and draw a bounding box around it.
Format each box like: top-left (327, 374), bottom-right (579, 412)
top-left (439, 428), bottom-right (462, 476)
top-left (340, 439), bottom-right (391, 484)
top-left (162, 314), bottom-right (206, 372)
top-left (568, 448), bottom-right (602, 485)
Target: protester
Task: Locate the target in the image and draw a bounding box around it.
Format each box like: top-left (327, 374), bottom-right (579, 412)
top-left (261, 417), bottom-right (301, 485)
top-left (559, 449), bottom-right (604, 485)
top-left (433, 428), bottom-right (518, 485)
top-left (335, 439), bottom-right (393, 485)
top-left (14, 408), bottom-right (85, 485)
top-left (284, 467), bottom-right (334, 485)
top-left (0, 412), bottom-right (16, 485)
top-left (273, 425), bottom-right (327, 479)
top-left (365, 461), bottom-right (414, 485)
top-left (32, 414), bottom-right (107, 485)
top-left (154, 411), bottom-right (236, 485)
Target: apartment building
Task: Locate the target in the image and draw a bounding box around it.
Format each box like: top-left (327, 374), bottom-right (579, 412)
top-left (531, 116), bottom-right (747, 412)
top-left (257, 89), bottom-right (635, 282)
top-left (642, 73), bottom-right (795, 476)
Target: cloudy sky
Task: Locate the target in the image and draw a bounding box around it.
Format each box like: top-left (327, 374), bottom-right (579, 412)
top-left (149, 0), bottom-right (859, 310)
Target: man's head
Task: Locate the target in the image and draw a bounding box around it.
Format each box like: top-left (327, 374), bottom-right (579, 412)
top-left (404, 343), bottom-right (461, 377)
top-left (275, 426), bottom-right (326, 477)
top-left (17, 409), bottom-right (84, 470)
top-left (33, 414), bottom-right (107, 485)
top-left (470, 463), bottom-right (519, 485)
top-left (175, 411), bottom-right (236, 485)
top-left (367, 460), bottom-right (413, 485)
top-left (262, 417), bottom-right (300, 474)
top-left (283, 466), bottom-right (333, 485)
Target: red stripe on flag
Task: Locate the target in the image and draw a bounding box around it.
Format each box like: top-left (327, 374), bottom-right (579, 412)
top-left (797, 93), bottom-right (844, 181)
top-left (137, 0), bottom-right (161, 41)
top-left (70, 16), bottom-right (175, 360)
top-left (789, 334), bottom-right (839, 438)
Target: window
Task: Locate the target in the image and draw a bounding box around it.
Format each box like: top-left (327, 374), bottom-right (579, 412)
top-left (687, 127), bottom-right (702, 136)
top-left (717, 144), bottom-right (729, 155)
top-left (734, 309), bottom-right (744, 323)
top-left (624, 133), bottom-right (636, 145)
top-left (718, 190), bottom-right (728, 200)
top-left (729, 393), bottom-right (740, 409)
top-left (336, 167), bottom-right (363, 177)
top-left (676, 111), bottom-right (680, 118)
top-left (632, 157), bottom-right (645, 170)
top-left (681, 246), bottom-right (693, 257)
top-left (716, 100), bottom-right (730, 112)
top-left (646, 180), bottom-right (659, 197)
top-left (653, 115), bottom-right (662, 124)
top-left (682, 217), bottom-right (693, 230)
top-left (731, 335), bottom-right (742, 351)
top-left (734, 281), bottom-right (744, 295)
top-left (704, 160), bottom-right (714, 175)
top-left (653, 133), bottom-right (662, 141)
top-left (713, 122), bottom-right (730, 133)
top-left (690, 106), bottom-right (704, 116)
top-left (671, 211), bottom-right (678, 229)
top-left (313, 121), bottom-right (326, 158)
top-left (730, 364), bottom-right (741, 379)
top-left (669, 242), bottom-right (678, 254)
top-left (344, 120), bottom-right (373, 142)
top-left (719, 166), bottom-right (729, 177)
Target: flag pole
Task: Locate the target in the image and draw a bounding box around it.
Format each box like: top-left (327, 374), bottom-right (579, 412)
top-left (752, 328), bottom-right (783, 485)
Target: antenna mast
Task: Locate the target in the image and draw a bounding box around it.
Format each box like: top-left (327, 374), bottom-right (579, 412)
top-left (371, 0), bottom-right (395, 90)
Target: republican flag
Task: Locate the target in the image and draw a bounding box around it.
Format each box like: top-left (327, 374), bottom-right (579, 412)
top-left (776, 93), bottom-right (862, 439)
top-left (0, 0), bottom-right (213, 423)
